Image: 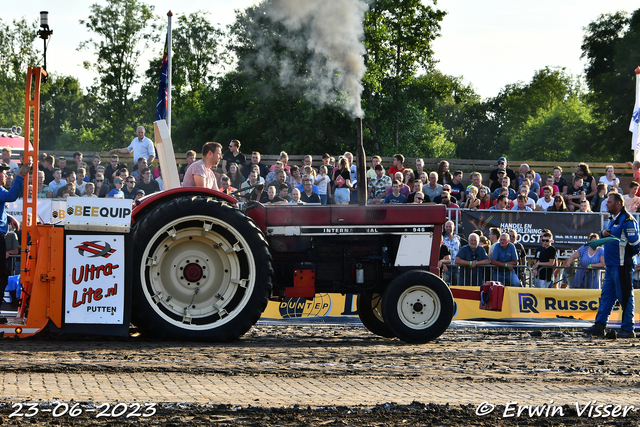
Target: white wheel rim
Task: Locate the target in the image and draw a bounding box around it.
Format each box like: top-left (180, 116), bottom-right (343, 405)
top-left (140, 215), bottom-right (256, 331)
top-left (396, 285), bottom-right (441, 330)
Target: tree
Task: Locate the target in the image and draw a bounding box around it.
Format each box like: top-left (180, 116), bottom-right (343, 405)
top-left (509, 96), bottom-right (598, 162)
top-left (0, 17), bottom-right (38, 129)
top-left (581, 9), bottom-right (640, 160)
top-left (171, 12), bottom-right (229, 97)
top-left (39, 75), bottom-right (97, 151)
top-left (138, 11), bottom-right (231, 152)
top-left (363, 0), bottom-right (446, 147)
top-left (207, 1), bottom-right (357, 155)
top-left (79, 0), bottom-right (158, 146)
top-left (452, 67), bottom-right (588, 160)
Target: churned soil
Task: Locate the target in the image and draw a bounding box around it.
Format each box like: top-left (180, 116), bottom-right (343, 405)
top-left (0, 324), bottom-right (639, 426)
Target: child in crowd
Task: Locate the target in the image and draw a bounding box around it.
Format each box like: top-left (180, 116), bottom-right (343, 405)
top-left (624, 182), bottom-right (640, 213)
top-left (314, 165), bottom-right (330, 205)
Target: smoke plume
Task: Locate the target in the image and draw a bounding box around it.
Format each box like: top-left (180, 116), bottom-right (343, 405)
top-left (258, 0), bottom-right (369, 118)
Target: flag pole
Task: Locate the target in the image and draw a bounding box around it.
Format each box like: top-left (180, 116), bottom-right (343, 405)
top-left (167, 11), bottom-right (173, 134)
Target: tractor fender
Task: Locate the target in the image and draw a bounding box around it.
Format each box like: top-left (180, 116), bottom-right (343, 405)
top-left (132, 187), bottom-right (237, 224)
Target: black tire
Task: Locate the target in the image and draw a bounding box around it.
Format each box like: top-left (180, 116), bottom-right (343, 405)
top-left (357, 293), bottom-right (396, 338)
top-left (381, 270), bottom-right (453, 344)
top-left (131, 195), bottom-right (273, 341)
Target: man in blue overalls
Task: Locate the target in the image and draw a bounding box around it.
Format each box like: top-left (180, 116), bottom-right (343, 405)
top-left (584, 192), bottom-right (640, 338)
top-left (0, 160), bottom-right (30, 323)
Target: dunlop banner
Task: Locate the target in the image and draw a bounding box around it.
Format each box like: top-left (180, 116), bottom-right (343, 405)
top-left (461, 210), bottom-right (603, 250)
top-left (262, 293), bottom-right (358, 319)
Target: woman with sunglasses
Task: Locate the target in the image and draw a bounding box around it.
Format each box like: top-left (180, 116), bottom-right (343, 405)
top-left (547, 196), bottom-right (568, 212)
top-left (563, 233), bottom-right (604, 289)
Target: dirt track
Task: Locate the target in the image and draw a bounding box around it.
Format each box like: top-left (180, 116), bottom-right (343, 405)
top-left (1, 324), bottom-right (640, 426)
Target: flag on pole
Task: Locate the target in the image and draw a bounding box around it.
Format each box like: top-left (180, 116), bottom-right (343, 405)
top-left (155, 33), bottom-right (169, 121)
top-left (630, 68), bottom-right (640, 152)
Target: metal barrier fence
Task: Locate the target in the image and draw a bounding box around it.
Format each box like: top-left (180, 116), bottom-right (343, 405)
top-left (442, 264), bottom-right (533, 287)
top-left (442, 264), bottom-right (607, 289)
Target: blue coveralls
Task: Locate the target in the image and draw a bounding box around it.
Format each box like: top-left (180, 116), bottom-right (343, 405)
top-left (0, 175), bottom-right (24, 299)
top-left (595, 211), bottom-right (640, 332)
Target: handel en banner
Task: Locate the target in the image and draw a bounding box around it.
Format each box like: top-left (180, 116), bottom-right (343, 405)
top-left (461, 211), bottom-right (603, 250)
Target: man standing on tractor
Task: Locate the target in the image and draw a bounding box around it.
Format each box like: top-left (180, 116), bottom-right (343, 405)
top-left (0, 160), bottom-right (30, 323)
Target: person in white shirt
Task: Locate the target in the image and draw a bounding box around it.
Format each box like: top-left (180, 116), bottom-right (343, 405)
top-left (109, 126), bottom-right (156, 166)
top-left (599, 165), bottom-right (620, 191)
top-left (1, 148), bottom-right (19, 175)
top-left (314, 165), bottom-right (331, 205)
top-left (536, 186), bottom-right (555, 211)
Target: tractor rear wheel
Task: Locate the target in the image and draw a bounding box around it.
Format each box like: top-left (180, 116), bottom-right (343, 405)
top-left (357, 293), bottom-right (396, 338)
top-left (131, 195), bottom-right (272, 341)
top-left (381, 270), bottom-right (453, 344)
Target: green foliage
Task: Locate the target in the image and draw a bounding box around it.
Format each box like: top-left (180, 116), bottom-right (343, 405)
top-left (172, 11), bottom-right (229, 96)
top-left (363, 0), bottom-right (447, 148)
top-left (581, 10), bottom-right (640, 161)
top-left (453, 67), bottom-right (591, 160)
top-left (509, 96), bottom-right (598, 161)
top-left (7, 2), bottom-right (637, 167)
top-left (79, 0), bottom-right (158, 144)
top-left (0, 17), bottom-right (38, 129)
top-left (39, 75), bottom-right (95, 150)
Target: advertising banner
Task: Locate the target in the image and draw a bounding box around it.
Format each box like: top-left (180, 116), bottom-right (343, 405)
top-left (6, 199), bottom-right (53, 224)
top-left (261, 288), bottom-right (639, 327)
top-left (65, 198), bottom-right (132, 231)
top-left (65, 235), bottom-right (125, 324)
top-left (451, 286), bottom-right (635, 326)
top-left (461, 210), bottom-right (603, 250)
top-left (262, 293), bottom-right (358, 319)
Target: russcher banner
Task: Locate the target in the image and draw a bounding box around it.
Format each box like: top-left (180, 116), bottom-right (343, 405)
top-left (461, 210), bottom-right (603, 250)
top-left (451, 287), bottom-right (636, 326)
top-left (262, 288), bottom-right (640, 327)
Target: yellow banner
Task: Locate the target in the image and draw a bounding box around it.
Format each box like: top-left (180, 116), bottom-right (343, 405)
top-left (262, 293), bottom-right (358, 319)
top-left (452, 286), bottom-right (636, 325)
top-left (261, 288), bottom-right (640, 326)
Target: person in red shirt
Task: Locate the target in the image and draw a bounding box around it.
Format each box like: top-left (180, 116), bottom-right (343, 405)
top-left (388, 154), bottom-right (406, 177)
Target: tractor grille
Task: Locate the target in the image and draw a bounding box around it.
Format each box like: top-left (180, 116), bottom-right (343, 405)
top-left (365, 209), bottom-right (386, 222)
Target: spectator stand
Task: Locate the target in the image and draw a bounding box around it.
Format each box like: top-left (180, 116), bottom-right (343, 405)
top-left (28, 153), bottom-right (636, 188)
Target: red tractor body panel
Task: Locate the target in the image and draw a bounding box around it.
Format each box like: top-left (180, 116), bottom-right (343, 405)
top-left (247, 204), bottom-right (447, 296)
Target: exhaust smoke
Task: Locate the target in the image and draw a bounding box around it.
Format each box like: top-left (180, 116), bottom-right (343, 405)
top-left (259, 0), bottom-right (369, 118)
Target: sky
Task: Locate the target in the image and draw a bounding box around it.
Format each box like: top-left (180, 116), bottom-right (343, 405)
top-left (6, 0), bottom-right (640, 100)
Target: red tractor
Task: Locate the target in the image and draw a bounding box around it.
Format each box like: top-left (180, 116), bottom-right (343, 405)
top-left (3, 68), bottom-right (455, 344)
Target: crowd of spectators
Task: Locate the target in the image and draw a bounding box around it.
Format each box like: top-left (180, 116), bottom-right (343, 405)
top-left (4, 128), bottom-right (638, 291)
top-left (440, 224), bottom-right (602, 289)
top-left (15, 133), bottom-right (632, 214)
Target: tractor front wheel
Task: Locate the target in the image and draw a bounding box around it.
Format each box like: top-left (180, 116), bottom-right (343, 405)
top-left (381, 270), bottom-right (453, 344)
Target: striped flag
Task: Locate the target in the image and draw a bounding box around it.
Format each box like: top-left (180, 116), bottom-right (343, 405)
top-left (155, 33), bottom-right (169, 121)
top-left (630, 69), bottom-right (640, 151)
